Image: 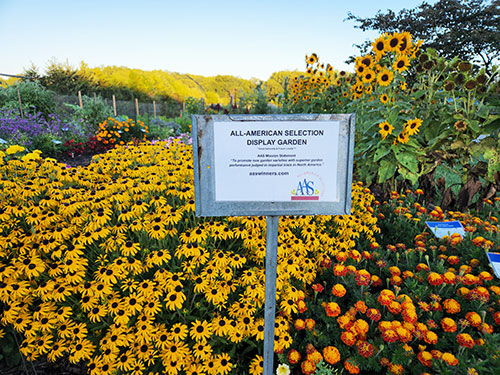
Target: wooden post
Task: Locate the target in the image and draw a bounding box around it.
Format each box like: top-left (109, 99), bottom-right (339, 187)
top-left (153, 100), bottom-right (156, 119)
top-left (93, 92), bottom-right (97, 104)
top-left (230, 94), bottom-right (234, 107)
top-left (135, 98), bottom-right (139, 117)
top-left (78, 91), bottom-right (83, 108)
top-left (17, 87), bottom-right (24, 118)
top-left (112, 95), bottom-right (117, 116)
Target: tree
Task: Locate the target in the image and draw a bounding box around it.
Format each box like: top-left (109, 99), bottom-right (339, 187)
top-left (346, 0), bottom-right (500, 73)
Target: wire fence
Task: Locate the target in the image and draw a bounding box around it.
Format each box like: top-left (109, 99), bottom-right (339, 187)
top-left (53, 94), bottom-right (183, 119)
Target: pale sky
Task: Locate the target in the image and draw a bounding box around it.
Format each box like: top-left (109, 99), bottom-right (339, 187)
top-left (0, 0), bottom-right (437, 80)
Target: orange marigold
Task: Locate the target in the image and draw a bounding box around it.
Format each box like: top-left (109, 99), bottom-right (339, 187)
top-left (305, 318), bottom-right (316, 331)
top-left (465, 312), bottom-right (482, 327)
top-left (301, 359), bottom-right (316, 375)
top-left (396, 327), bottom-right (412, 343)
top-left (388, 301), bottom-right (402, 314)
top-left (427, 272), bottom-right (443, 286)
top-left (341, 331), bottom-right (357, 346)
top-left (441, 318), bottom-right (457, 332)
top-left (332, 284), bottom-right (346, 297)
top-left (443, 299), bottom-right (461, 314)
top-left (389, 363), bottom-right (404, 375)
top-left (323, 346), bottom-right (341, 364)
top-left (381, 329), bottom-right (399, 343)
top-left (356, 341), bottom-right (373, 358)
top-left (288, 349), bottom-right (301, 365)
top-left (344, 358), bottom-right (360, 374)
top-left (367, 308), bottom-right (381, 321)
top-left (352, 320), bottom-right (368, 335)
top-left (355, 301), bottom-right (368, 314)
top-left (424, 330), bottom-right (438, 345)
top-left (457, 333), bottom-right (475, 348)
top-left (294, 319), bottom-right (306, 330)
top-left (442, 352), bottom-right (459, 366)
top-left (418, 351), bottom-right (433, 367)
top-left (325, 302), bottom-right (341, 317)
top-left (307, 350), bottom-right (323, 364)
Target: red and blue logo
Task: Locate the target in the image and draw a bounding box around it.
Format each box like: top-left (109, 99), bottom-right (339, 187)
top-left (291, 178), bottom-right (319, 200)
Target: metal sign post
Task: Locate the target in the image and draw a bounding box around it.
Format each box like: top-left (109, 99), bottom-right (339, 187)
top-left (192, 114), bottom-right (355, 374)
top-left (263, 215), bottom-right (279, 375)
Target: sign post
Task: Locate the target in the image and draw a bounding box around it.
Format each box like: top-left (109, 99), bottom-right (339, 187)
top-left (192, 114), bottom-right (355, 374)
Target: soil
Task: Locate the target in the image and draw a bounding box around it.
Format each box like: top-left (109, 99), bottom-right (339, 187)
top-left (1, 357), bottom-right (86, 375)
top-left (56, 152), bottom-right (96, 168)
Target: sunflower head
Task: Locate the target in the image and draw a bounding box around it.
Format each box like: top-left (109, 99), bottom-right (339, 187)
top-left (306, 53), bottom-right (318, 65)
top-left (387, 33), bottom-right (402, 51)
top-left (378, 121), bottom-right (394, 140)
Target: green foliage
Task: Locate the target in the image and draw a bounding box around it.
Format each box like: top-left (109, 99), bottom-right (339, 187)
top-left (314, 360), bottom-right (343, 374)
top-left (0, 81), bottom-right (56, 118)
top-left (346, 0), bottom-right (500, 73)
top-left (184, 96), bottom-right (205, 115)
top-left (65, 95), bottom-right (113, 130)
top-left (0, 328), bottom-right (21, 367)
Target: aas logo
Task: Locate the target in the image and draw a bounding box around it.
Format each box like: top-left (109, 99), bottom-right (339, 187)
top-left (291, 178), bottom-right (320, 200)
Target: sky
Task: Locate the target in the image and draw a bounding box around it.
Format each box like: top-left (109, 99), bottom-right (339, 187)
top-left (0, 0), bottom-right (437, 81)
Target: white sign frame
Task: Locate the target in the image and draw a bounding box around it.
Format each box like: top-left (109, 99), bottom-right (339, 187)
top-left (192, 114), bottom-right (355, 217)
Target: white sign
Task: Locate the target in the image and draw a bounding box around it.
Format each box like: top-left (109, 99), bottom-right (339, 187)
top-left (213, 120), bottom-right (339, 202)
top-left (425, 221), bottom-right (465, 238)
top-left (487, 252), bottom-right (500, 278)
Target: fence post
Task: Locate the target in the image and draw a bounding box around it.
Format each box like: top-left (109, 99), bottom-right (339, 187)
top-left (17, 87), bottom-right (24, 118)
top-left (153, 100), bottom-right (156, 119)
top-left (135, 98), bottom-right (139, 118)
top-left (93, 92), bottom-right (97, 104)
top-left (112, 95), bottom-right (117, 116)
top-left (78, 91), bottom-right (83, 108)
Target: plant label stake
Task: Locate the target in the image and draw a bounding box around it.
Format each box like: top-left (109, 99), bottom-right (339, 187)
top-left (192, 114), bottom-right (355, 375)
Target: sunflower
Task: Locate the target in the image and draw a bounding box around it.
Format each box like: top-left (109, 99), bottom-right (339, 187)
top-left (378, 121), bottom-right (394, 140)
top-left (355, 64), bottom-right (366, 75)
top-left (397, 32), bottom-right (413, 55)
top-left (393, 55), bottom-right (410, 73)
top-left (404, 118), bottom-right (423, 136)
top-left (372, 34), bottom-right (388, 59)
top-left (396, 131), bottom-right (410, 144)
top-left (376, 68), bottom-right (394, 87)
top-left (362, 70), bottom-right (375, 84)
top-left (387, 33), bottom-right (402, 52)
top-left (380, 94), bottom-right (389, 104)
top-left (306, 53), bottom-right (318, 65)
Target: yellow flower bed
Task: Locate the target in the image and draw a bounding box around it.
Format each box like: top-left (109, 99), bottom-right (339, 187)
top-left (0, 141), bottom-right (377, 374)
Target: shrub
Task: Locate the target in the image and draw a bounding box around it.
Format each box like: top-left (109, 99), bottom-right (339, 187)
top-left (0, 81), bottom-right (56, 118)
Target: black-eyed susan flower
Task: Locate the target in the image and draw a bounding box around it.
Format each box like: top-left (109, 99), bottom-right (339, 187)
top-left (190, 320), bottom-right (212, 342)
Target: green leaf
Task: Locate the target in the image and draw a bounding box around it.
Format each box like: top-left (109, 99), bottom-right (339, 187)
top-left (412, 90), bottom-right (426, 99)
top-left (373, 146), bottom-right (391, 162)
top-left (450, 140), bottom-right (465, 150)
top-left (398, 165), bottom-right (419, 185)
top-left (378, 159), bottom-right (397, 183)
top-left (395, 150), bottom-right (418, 174)
top-left (468, 120), bottom-right (480, 133)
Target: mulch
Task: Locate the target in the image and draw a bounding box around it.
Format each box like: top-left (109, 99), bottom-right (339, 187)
top-left (1, 357), bottom-right (86, 375)
top-left (55, 152), bottom-right (96, 168)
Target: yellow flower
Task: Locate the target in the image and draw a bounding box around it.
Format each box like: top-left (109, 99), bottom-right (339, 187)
top-left (6, 145), bottom-right (25, 154)
top-left (404, 118), bottom-right (423, 136)
top-left (379, 121), bottom-right (394, 140)
top-left (377, 68), bottom-right (394, 86)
